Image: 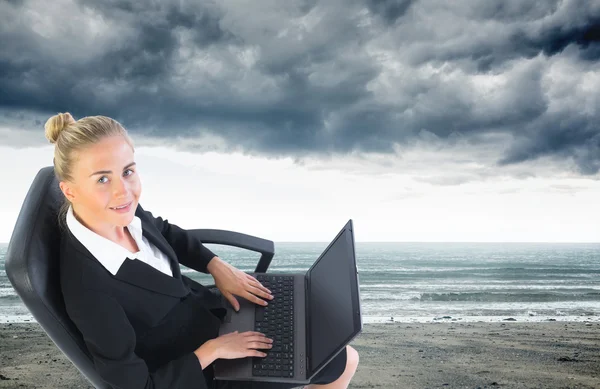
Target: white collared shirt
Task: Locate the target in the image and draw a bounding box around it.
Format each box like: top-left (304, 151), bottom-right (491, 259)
top-left (66, 205), bottom-right (174, 277)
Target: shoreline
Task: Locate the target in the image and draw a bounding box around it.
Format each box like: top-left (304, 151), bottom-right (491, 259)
top-left (2, 313), bottom-right (600, 324)
top-left (1, 322), bottom-right (600, 388)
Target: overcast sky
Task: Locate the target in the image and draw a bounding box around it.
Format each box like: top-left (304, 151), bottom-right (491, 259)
top-left (1, 0), bottom-right (599, 243)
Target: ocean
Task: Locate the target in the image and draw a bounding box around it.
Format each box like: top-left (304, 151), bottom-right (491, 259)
top-left (1, 242), bottom-right (599, 324)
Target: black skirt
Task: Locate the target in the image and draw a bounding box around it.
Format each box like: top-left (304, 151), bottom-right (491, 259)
top-left (210, 347), bottom-right (347, 389)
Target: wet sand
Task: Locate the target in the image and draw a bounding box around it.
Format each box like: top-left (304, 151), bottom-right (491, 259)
top-left (1, 321), bottom-right (600, 388)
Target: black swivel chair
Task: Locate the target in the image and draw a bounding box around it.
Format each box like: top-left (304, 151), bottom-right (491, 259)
top-left (4, 166), bottom-right (275, 389)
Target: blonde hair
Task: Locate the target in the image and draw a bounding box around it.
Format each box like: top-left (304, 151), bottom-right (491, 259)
top-left (44, 112), bottom-right (134, 230)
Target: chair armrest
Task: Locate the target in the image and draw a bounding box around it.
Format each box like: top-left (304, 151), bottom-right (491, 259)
top-left (186, 229), bottom-right (274, 273)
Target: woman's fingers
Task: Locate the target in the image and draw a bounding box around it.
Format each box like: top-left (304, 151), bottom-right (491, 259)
top-left (241, 331), bottom-right (261, 336)
top-left (241, 332), bottom-right (273, 341)
top-left (241, 331), bottom-right (268, 337)
top-left (217, 332), bottom-right (273, 359)
top-left (229, 274), bottom-right (273, 305)
top-left (240, 332), bottom-right (273, 349)
top-left (246, 274), bottom-right (271, 294)
top-left (244, 290), bottom-right (269, 306)
top-left (236, 333), bottom-right (272, 356)
top-left (246, 283), bottom-right (273, 301)
top-left (228, 277), bottom-right (272, 305)
top-left (223, 291), bottom-right (240, 312)
top-left (248, 341), bottom-right (272, 349)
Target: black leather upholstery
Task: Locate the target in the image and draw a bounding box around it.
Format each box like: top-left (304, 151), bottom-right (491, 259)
top-left (4, 166), bottom-right (275, 388)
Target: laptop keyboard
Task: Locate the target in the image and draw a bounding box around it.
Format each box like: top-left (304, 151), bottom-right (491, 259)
top-left (252, 274), bottom-right (295, 378)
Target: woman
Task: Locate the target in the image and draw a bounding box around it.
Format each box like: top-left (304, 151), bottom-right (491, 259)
top-left (46, 112), bottom-right (359, 389)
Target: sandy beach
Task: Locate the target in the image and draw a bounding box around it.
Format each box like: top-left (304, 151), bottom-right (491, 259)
top-left (1, 321), bottom-right (599, 388)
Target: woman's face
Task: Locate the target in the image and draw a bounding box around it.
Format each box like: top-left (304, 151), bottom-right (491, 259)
top-left (60, 135), bottom-right (141, 229)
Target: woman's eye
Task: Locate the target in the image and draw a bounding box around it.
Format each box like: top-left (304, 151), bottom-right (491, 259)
top-left (97, 169), bottom-right (134, 183)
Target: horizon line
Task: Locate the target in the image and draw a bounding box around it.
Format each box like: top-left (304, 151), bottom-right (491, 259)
top-left (1, 241), bottom-right (600, 246)
top-left (275, 241), bottom-right (600, 244)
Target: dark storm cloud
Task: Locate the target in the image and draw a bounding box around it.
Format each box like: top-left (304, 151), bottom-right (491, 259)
top-left (401, 1), bottom-right (600, 68)
top-left (510, 14), bottom-right (600, 61)
top-left (499, 113), bottom-right (600, 175)
top-left (0, 0), bottom-right (599, 176)
top-left (365, 0), bottom-right (414, 24)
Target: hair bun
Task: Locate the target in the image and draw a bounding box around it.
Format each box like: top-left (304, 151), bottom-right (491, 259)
top-left (44, 112), bottom-right (76, 144)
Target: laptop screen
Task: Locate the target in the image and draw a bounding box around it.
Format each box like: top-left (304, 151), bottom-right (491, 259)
top-left (306, 221), bottom-right (362, 377)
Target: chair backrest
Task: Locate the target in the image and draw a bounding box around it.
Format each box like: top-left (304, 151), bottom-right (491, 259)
top-left (5, 166), bottom-right (109, 389)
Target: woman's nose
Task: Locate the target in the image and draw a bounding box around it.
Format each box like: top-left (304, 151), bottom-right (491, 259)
top-left (112, 177), bottom-right (129, 198)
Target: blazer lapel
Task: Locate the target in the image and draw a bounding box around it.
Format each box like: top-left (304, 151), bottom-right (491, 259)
top-left (136, 216), bottom-right (183, 279)
top-left (110, 214), bottom-right (189, 297)
top-left (113, 258), bottom-right (189, 298)
top-left (65, 216), bottom-right (189, 298)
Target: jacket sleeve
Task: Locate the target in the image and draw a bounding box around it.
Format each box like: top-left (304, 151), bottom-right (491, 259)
top-left (138, 205), bottom-right (216, 273)
top-left (65, 286), bottom-right (209, 389)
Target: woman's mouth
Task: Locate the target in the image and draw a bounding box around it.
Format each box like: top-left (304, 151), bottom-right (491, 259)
top-left (109, 201), bottom-right (132, 213)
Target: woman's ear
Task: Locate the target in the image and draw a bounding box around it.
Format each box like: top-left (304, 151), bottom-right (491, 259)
top-left (59, 181), bottom-right (76, 202)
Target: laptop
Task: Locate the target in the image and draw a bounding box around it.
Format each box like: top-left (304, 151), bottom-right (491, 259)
top-left (213, 220), bottom-right (362, 384)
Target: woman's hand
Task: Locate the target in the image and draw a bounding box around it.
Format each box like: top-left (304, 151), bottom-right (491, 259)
top-left (196, 331), bottom-right (272, 364)
top-left (207, 257), bottom-right (273, 311)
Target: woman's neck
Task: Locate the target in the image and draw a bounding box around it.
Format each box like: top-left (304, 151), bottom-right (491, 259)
top-left (71, 204), bottom-right (129, 243)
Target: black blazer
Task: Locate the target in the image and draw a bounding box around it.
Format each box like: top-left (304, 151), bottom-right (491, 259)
top-left (60, 204), bottom-right (227, 389)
